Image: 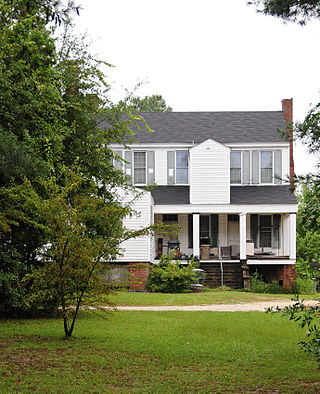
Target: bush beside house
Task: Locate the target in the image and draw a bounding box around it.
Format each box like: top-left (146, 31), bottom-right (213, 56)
top-left (147, 254), bottom-right (198, 293)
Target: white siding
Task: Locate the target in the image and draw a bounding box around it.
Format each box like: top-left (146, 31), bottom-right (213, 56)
top-left (117, 189), bottom-right (153, 262)
top-left (155, 150), bottom-right (167, 185)
top-left (190, 139), bottom-right (230, 204)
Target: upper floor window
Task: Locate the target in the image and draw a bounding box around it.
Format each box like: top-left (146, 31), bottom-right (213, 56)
top-left (133, 151), bottom-right (146, 184)
top-left (230, 151), bottom-right (241, 184)
top-left (260, 151), bottom-right (273, 183)
top-left (230, 149), bottom-right (282, 185)
top-left (114, 150), bottom-right (155, 186)
top-left (176, 151), bottom-right (188, 184)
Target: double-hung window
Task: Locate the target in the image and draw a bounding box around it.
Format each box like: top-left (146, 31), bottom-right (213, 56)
top-left (261, 151), bottom-right (273, 183)
top-left (230, 151), bottom-right (241, 184)
top-left (176, 151), bottom-right (188, 184)
top-left (251, 214), bottom-right (281, 249)
top-left (133, 151), bottom-right (146, 185)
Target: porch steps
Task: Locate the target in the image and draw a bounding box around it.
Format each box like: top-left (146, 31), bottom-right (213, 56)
top-left (199, 262), bottom-right (243, 289)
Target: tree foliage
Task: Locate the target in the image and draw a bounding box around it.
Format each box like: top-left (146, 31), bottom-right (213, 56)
top-left (295, 103), bottom-right (320, 155)
top-left (0, 0), bottom-right (80, 26)
top-left (0, 0), bottom-right (162, 328)
top-left (128, 94), bottom-right (173, 112)
top-left (249, 0), bottom-right (320, 24)
top-left (147, 253), bottom-right (198, 293)
top-left (296, 181), bottom-right (320, 278)
top-left (27, 171), bottom-right (157, 337)
top-left (0, 6), bottom-right (64, 186)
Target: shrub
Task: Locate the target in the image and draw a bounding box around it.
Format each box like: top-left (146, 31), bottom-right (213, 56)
top-left (147, 253), bottom-right (198, 293)
top-left (250, 271), bottom-right (283, 294)
top-left (293, 276), bottom-right (315, 294)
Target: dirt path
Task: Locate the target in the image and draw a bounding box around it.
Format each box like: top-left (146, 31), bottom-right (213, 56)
top-left (115, 299), bottom-right (318, 312)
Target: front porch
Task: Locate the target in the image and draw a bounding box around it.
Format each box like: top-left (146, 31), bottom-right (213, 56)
top-left (154, 212), bottom-right (296, 263)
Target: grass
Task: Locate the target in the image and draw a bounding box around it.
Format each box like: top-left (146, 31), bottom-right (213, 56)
top-left (1, 311), bottom-right (319, 393)
top-left (108, 289), bottom-right (320, 306)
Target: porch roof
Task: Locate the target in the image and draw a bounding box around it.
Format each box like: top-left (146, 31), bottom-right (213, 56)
top-left (150, 185), bottom-right (297, 205)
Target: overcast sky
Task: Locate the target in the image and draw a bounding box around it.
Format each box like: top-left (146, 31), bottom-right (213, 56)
top-left (75, 0), bottom-right (320, 175)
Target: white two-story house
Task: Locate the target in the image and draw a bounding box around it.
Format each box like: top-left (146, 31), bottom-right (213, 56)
top-left (109, 99), bottom-right (298, 290)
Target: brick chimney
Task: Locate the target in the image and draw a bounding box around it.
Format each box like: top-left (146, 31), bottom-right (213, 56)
top-left (281, 98), bottom-right (294, 188)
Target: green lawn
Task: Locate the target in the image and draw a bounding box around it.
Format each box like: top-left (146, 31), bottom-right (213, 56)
top-left (108, 289), bottom-right (320, 306)
top-left (1, 311), bottom-right (319, 393)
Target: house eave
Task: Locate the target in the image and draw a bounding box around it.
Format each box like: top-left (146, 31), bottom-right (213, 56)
top-left (247, 259), bottom-right (296, 265)
top-left (153, 204), bottom-right (298, 214)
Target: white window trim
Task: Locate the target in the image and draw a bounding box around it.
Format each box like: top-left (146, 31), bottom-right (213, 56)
top-left (133, 150), bottom-right (147, 186)
top-left (175, 150), bottom-right (189, 185)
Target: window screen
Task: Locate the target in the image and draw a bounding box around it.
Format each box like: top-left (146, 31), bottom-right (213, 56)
top-left (261, 151), bottom-right (273, 183)
top-left (163, 214), bottom-right (178, 222)
top-left (176, 151), bottom-right (188, 184)
top-left (134, 152), bottom-right (146, 184)
top-left (230, 151), bottom-right (241, 184)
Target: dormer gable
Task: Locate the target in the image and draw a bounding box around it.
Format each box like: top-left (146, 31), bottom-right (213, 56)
top-left (190, 139), bottom-right (230, 204)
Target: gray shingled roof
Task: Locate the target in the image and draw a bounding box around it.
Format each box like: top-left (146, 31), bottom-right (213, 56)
top-left (230, 186), bottom-right (297, 204)
top-left (101, 111), bottom-right (289, 144)
top-left (150, 185), bottom-right (297, 205)
top-left (151, 186), bottom-right (190, 205)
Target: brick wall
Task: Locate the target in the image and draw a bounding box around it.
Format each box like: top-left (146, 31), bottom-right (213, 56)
top-left (283, 264), bottom-right (297, 291)
top-left (282, 98), bottom-right (294, 188)
top-left (129, 263), bottom-right (149, 291)
top-left (249, 264), bottom-right (296, 291)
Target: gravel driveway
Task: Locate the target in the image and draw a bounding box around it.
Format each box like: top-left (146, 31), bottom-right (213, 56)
top-left (116, 299), bottom-right (318, 312)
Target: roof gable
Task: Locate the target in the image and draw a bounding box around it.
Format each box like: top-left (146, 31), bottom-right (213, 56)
top-left (190, 138), bottom-right (230, 152)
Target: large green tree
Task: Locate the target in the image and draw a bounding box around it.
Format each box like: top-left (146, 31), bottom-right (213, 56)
top-left (27, 170), bottom-right (163, 337)
top-left (0, 0), bottom-right (146, 316)
top-left (295, 181), bottom-right (320, 277)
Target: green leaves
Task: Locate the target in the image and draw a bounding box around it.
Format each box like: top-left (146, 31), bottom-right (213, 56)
top-left (147, 253), bottom-right (198, 293)
top-left (249, 0), bottom-right (320, 25)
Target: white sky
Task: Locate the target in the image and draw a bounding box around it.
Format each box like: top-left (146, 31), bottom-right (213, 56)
top-left (75, 0), bottom-right (320, 175)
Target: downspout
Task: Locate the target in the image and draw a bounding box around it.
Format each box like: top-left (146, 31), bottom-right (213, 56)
top-left (219, 245), bottom-right (224, 287)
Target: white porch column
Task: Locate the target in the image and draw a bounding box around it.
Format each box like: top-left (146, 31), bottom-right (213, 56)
top-left (289, 213), bottom-right (296, 260)
top-left (193, 213), bottom-right (200, 259)
top-left (239, 213), bottom-right (247, 260)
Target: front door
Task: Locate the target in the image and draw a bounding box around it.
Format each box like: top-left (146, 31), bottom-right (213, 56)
top-left (227, 220), bottom-right (239, 246)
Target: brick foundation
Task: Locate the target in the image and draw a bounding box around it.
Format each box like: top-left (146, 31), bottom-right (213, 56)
top-left (249, 264), bottom-right (297, 291)
top-left (283, 264), bottom-right (297, 291)
top-left (129, 263), bottom-right (149, 291)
